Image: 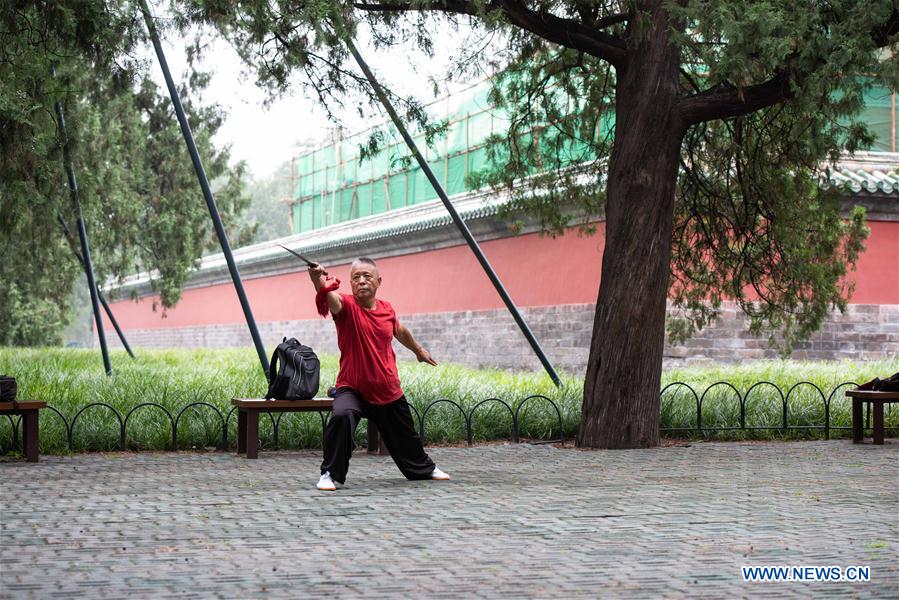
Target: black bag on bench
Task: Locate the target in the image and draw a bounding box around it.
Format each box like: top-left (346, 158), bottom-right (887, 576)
top-left (0, 375), bottom-right (17, 403)
top-left (264, 338), bottom-right (320, 400)
top-left (858, 372), bottom-right (899, 392)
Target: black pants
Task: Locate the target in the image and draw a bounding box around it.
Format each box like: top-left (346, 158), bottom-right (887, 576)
top-left (321, 387), bottom-right (435, 484)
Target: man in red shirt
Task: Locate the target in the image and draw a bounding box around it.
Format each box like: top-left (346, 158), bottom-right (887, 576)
top-left (309, 257), bottom-right (450, 491)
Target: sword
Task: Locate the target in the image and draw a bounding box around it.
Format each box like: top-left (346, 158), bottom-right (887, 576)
top-left (276, 244), bottom-right (316, 266)
top-left (276, 244), bottom-right (329, 275)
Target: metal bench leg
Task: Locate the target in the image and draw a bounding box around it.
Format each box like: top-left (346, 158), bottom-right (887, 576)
top-left (873, 402), bottom-right (884, 445)
top-left (246, 411), bottom-right (259, 459)
top-left (852, 399), bottom-right (863, 443)
top-left (23, 410), bottom-right (39, 463)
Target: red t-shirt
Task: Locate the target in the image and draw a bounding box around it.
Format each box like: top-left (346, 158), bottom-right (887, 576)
top-left (333, 293), bottom-right (404, 405)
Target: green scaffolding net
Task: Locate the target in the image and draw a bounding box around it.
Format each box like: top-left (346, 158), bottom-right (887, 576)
top-left (290, 83), bottom-right (511, 233)
top-left (860, 84), bottom-right (898, 153)
top-left (290, 81), bottom-right (897, 234)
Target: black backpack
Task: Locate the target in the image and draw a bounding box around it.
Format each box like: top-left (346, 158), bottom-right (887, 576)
top-left (0, 375), bottom-right (17, 404)
top-left (264, 338), bottom-right (320, 400)
top-left (868, 372), bottom-right (899, 392)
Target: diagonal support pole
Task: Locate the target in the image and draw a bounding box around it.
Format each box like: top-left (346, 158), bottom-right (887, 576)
top-left (58, 216), bottom-right (135, 359)
top-left (345, 38), bottom-right (562, 387)
top-left (52, 75), bottom-right (112, 376)
top-left (139, 0), bottom-right (269, 376)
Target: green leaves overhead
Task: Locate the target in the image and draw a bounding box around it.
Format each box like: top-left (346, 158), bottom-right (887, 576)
top-left (672, 107), bottom-right (871, 351)
top-left (672, 0), bottom-right (898, 91)
top-left (0, 1), bottom-right (252, 346)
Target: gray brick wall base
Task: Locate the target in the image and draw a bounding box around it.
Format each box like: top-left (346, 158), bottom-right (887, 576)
top-left (101, 302), bottom-right (898, 374)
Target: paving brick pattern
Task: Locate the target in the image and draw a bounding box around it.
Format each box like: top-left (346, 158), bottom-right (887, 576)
top-left (2, 441), bottom-right (897, 598)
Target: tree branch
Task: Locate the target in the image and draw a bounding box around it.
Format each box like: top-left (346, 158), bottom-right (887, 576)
top-left (680, 8), bottom-right (899, 125)
top-left (679, 70), bottom-right (793, 125)
top-left (572, 2), bottom-right (630, 30)
top-left (594, 11), bottom-right (630, 30)
top-left (353, 1), bottom-right (466, 11)
top-left (354, 0), bottom-right (628, 66)
top-left (495, 1), bottom-right (627, 66)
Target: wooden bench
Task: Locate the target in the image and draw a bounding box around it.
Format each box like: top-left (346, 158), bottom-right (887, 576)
top-left (0, 401), bottom-right (47, 462)
top-left (231, 398), bottom-right (387, 458)
top-left (846, 390), bottom-right (899, 445)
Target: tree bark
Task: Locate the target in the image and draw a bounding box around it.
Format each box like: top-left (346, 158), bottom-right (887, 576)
top-left (576, 7), bottom-right (684, 449)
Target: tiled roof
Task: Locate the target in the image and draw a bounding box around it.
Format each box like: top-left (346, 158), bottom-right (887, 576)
top-left (210, 188), bottom-right (504, 269)
top-left (824, 151), bottom-right (899, 194)
top-left (112, 188), bottom-right (506, 292)
top-left (111, 152), bottom-right (898, 294)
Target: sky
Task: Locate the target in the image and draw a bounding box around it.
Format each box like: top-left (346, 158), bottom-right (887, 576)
top-left (146, 15), bottom-right (493, 180)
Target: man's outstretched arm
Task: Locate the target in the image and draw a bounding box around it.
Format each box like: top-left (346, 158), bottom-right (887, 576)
top-left (395, 323), bottom-right (437, 366)
top-left (308, 263), bottom-right (342, 316)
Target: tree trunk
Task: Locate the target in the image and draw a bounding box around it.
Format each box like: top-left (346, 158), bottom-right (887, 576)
top-left (576, 8), bottom-right (685, 449)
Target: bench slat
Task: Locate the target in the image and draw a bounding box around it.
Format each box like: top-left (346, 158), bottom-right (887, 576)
top-left (231, 398), bottom-right (333, 409)
top-left (845, 391), bottom-right (899, 401)
top-left (0, 401), bottom-right (47, 412)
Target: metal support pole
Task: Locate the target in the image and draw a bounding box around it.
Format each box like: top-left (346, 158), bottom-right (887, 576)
top-left (96, 291), bottom-right (135, 359)
top-left (58, 216), bottom-right (135, 358)
top-left (52, 79), bottom-right (112, 376)
top-left (139, 0), bottom-right (269, 376)
top-left (345, 38), bottom-right (562, 387)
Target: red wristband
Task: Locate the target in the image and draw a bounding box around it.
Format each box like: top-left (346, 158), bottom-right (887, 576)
top-left (315, 277), bottom-right (341, 317)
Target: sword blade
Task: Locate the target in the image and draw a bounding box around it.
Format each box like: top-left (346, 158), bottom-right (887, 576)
top-left (276, 244), bottom-right (315, 266)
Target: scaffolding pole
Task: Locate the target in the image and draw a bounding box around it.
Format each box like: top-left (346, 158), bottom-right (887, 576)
top-left (58, 216), bottom-right (135, 358)
top-left (52, 76), bottom-right (112, 376)
top-left (139, 0), bottom-right (269, 376)
top-left (345, 38), bottom-right (562, 387)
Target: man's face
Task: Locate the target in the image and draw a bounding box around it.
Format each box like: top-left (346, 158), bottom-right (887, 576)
top-left (349, 262), bottom-right (381, 302)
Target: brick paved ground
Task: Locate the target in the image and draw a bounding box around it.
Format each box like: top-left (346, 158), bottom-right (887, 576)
top-left (1, 441), bottom-right (897, 598)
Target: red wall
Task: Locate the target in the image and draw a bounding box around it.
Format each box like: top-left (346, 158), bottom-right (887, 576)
top-left (850, 221), bottom-right (899, 303)
top-left (103, 220), bottom-right (898, 330)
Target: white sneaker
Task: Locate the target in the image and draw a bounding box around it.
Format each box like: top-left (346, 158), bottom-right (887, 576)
top-left (317, 471), bottom-right (336, 491)
top-left (431, 467), bottom-right (450, 480)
